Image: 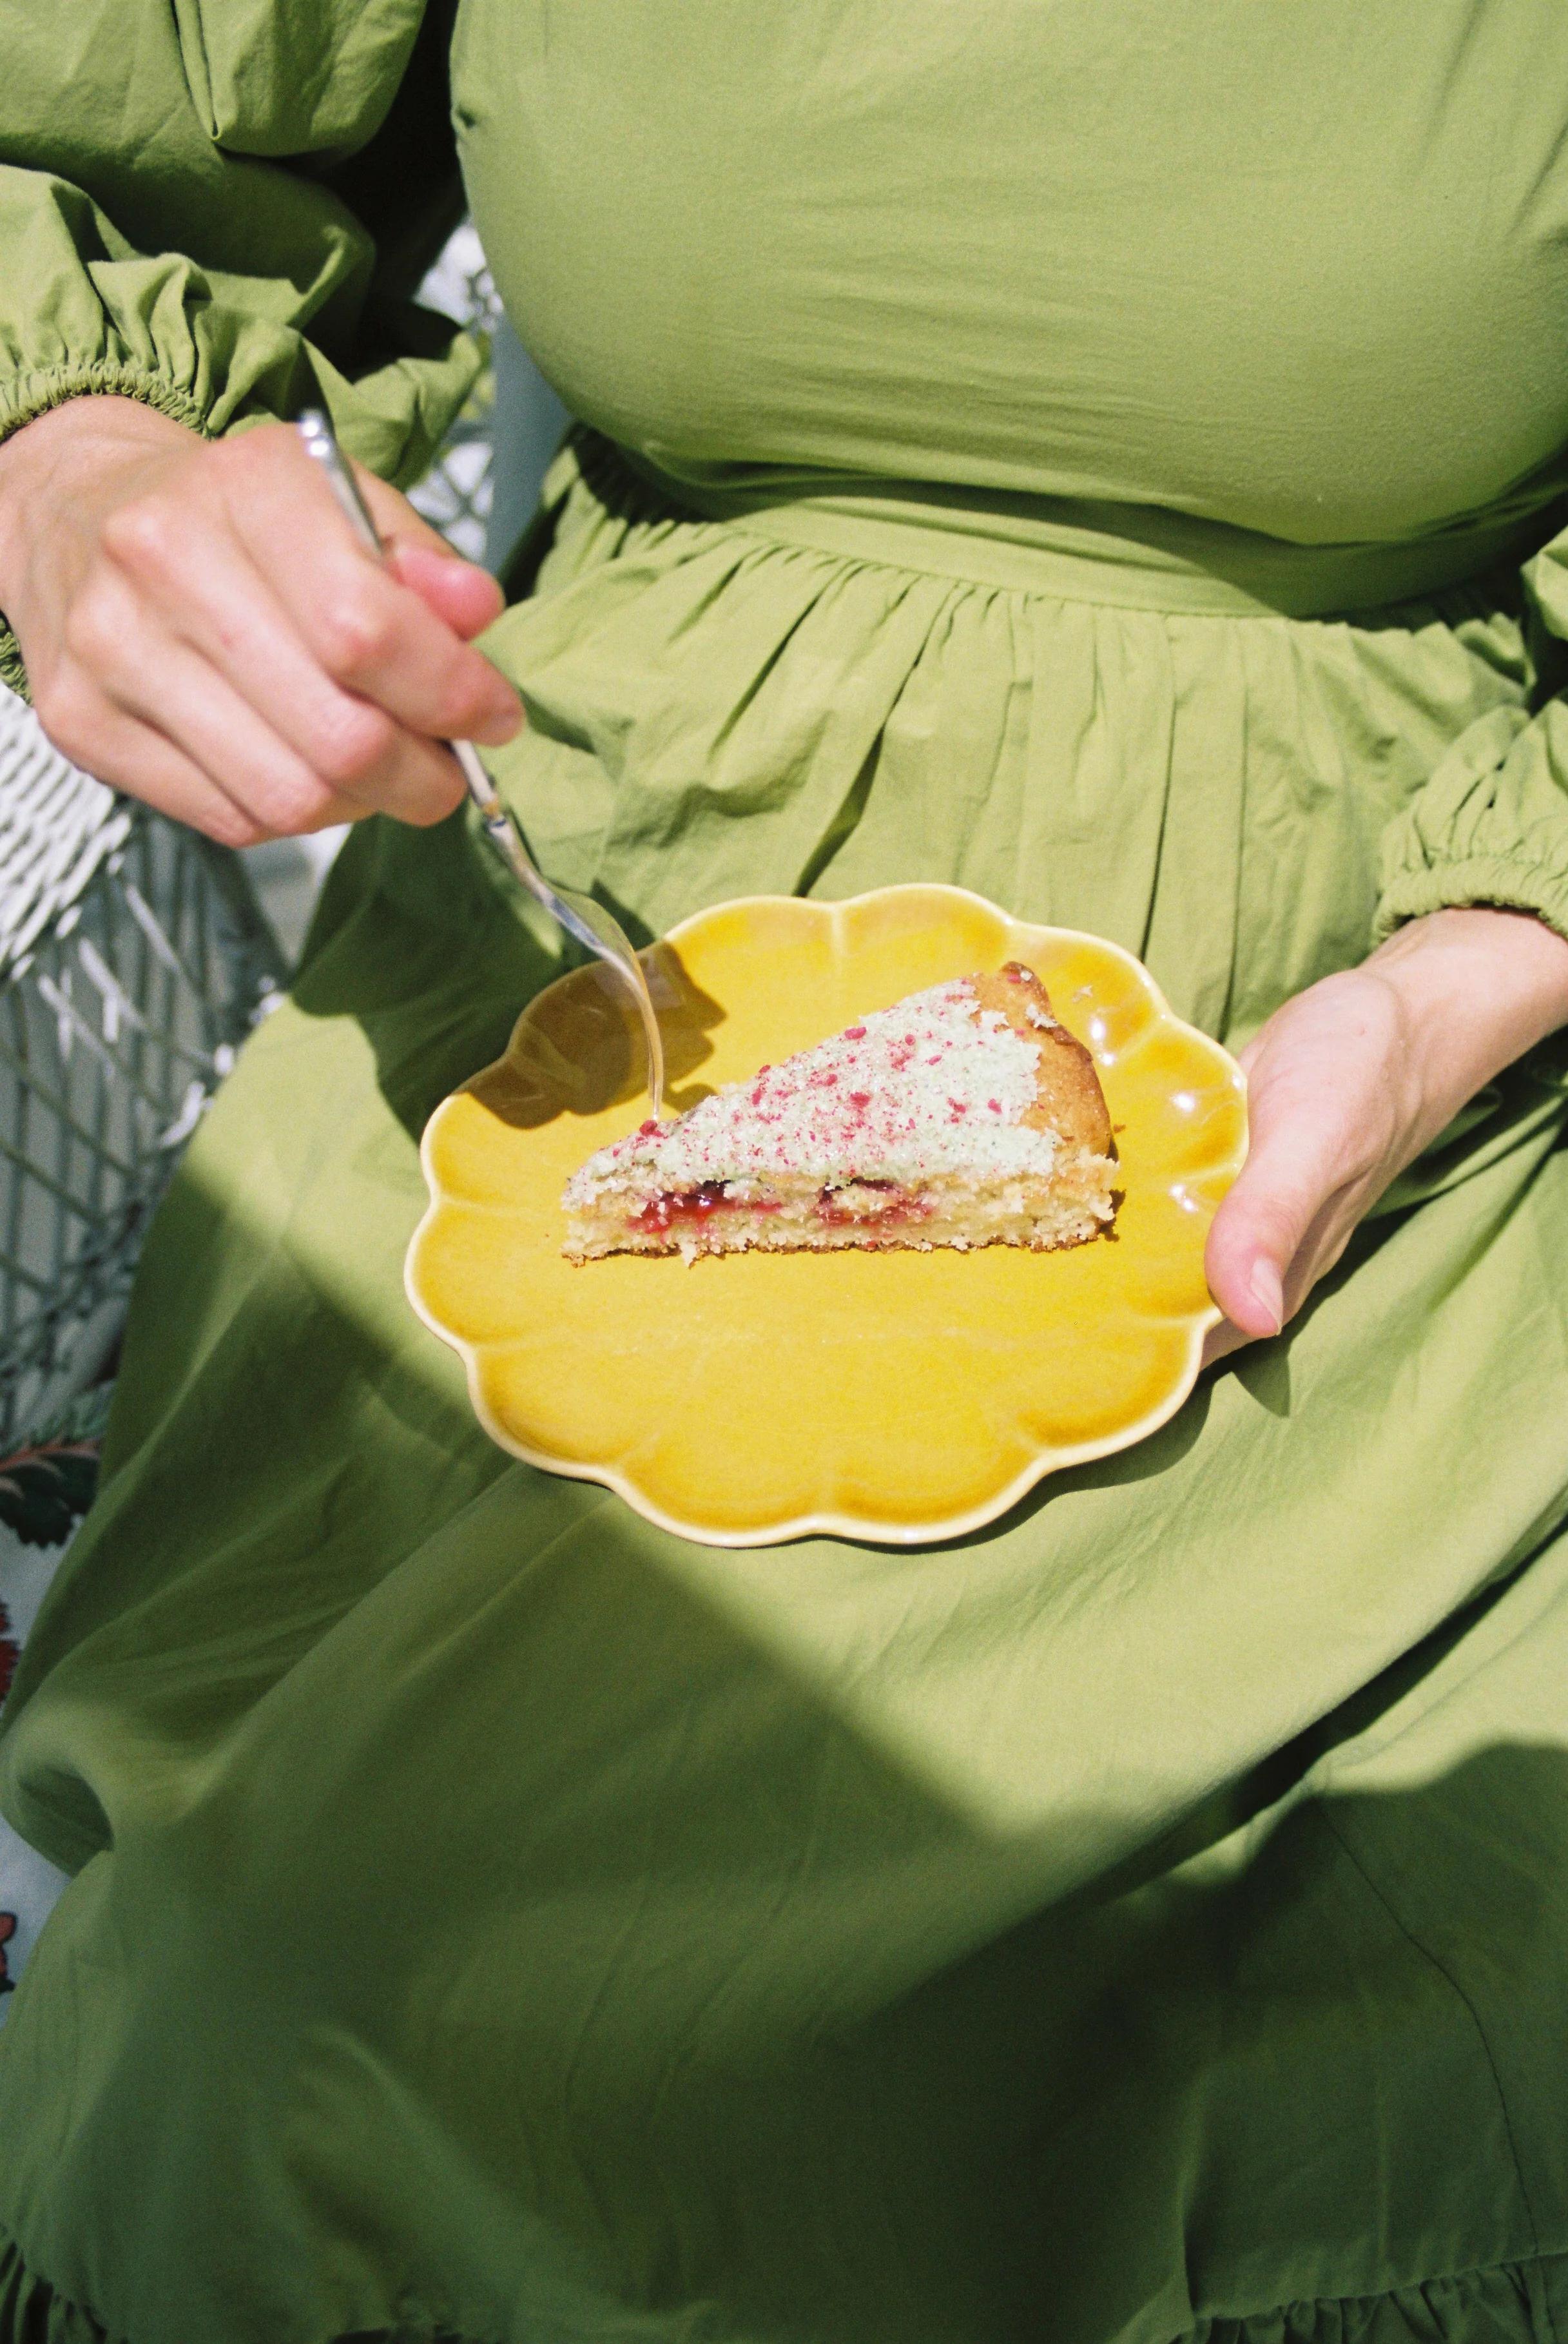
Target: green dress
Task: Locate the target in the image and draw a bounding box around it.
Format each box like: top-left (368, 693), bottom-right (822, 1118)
top-left (7, 4), bottom-right (1568, 2338)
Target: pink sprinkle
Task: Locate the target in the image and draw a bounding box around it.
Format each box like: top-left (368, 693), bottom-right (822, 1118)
top-left (988, 1098), bottom-right (1002, 1112)
top-left (849, 1092), bottom-right (871, 1110)
top-left (844, 1025), bottom-right (866, 1040)
top-left (638, 1118), bottom-right (660, 1137)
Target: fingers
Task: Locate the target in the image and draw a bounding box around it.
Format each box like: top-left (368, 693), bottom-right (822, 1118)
top-left (358, 469), bottom-right (508, 642)
top-left (1204, 991), bottom-right (1393, 1344)
top-left (99, 630), bottom-right (374, 838)
top-left (44, 566), bottom-right (372, 842)
top-left (37, 672), bottom-right (286, 849)
top-left (99, 505), bottom-right (468, 826)
top-left (1205, 1105), bottom-right (1331, 1339)
top-left (387, 537), bottom-right (510, 643)
top-left (1205, 1031), bottom-right (1344, 1340)
top-left (202, 432), bottom-right (522, 747)
top-left (55, 420), bottom-right (526, 839)
top-left (6, 407), bottom-right (525, 842)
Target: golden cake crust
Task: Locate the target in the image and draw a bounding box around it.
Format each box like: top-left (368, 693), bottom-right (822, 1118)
top-left (974, 964), bottom-right (1116, 1159)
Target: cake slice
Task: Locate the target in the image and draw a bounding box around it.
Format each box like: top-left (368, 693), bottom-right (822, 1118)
top-left (562, 962), bottom-right (1118, 1263)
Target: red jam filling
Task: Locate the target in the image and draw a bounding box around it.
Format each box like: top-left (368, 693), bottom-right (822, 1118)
top-left (630, 1181), bottom-right (931, 1235)
top-left (814, 1181), bottom-right (931, 1229)
top-left (630, 1183), bottom-right (783, 1235)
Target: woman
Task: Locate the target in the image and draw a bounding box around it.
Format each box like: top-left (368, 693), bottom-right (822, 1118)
top-left (1, 3), bottom-right (1567, 2338)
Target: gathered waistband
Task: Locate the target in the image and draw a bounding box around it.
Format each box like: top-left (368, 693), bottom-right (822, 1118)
top-left (595, 438), bottom-right (1556, 619)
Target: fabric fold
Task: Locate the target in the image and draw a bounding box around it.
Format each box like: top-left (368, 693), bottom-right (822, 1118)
top-left (1, 2224), bottom-right (1564, 2344)
top-left (483, 435), bottom-right (1543, 1045)
top-left (1188, 2263), bottom-right (1560, 2342)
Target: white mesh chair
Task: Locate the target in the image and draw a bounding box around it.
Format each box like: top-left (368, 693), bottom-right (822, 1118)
top-left (0, 691), bottom-right (284, 1462)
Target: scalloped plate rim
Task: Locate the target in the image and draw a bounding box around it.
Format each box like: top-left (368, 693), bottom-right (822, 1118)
top-left (405, 882), bottom-right (1246, 1550)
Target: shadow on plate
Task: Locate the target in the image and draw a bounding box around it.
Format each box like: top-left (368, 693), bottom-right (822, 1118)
top-left (467, 944), bottom-right (725, 1131)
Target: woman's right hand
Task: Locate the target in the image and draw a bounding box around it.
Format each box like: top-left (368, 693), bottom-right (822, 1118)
top-left (0, 395), bottom-right (523, 846)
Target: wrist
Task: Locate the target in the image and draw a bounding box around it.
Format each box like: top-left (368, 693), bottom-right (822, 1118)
top-left (1369, 906), bottom-right (1568, 1102)
top-left (0, 395), bottom-right (199, 626)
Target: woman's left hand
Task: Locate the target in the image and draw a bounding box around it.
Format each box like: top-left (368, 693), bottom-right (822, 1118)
top-left (1202, 906), bottom-right (1568, 1364)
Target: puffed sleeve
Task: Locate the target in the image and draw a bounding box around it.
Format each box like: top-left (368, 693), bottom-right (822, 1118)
top-left (0, 0), bottom-right (480, 690)
top-left (1375, 527), bottom-right (1568, 942)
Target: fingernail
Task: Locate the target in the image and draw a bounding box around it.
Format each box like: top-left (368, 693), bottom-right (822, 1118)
top-left (475, 706), bottom-right (523, 746)
top-left (1249, 1260), bottom-right (1284, 1335)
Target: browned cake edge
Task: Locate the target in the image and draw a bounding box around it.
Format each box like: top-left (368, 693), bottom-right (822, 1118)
top-left (972, 963), bottom-right (1116, 1159)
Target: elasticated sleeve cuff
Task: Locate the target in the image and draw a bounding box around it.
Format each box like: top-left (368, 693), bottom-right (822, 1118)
top-left (1374, 853), bottom-right (1568, 942)
top-left (1375, 652), bottom-right (1568, 945)
top-left (0, 362), bottom-right (208, 451)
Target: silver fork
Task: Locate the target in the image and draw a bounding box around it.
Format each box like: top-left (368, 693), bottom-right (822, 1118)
top-left (296, 409), bottom-right (664, 1117)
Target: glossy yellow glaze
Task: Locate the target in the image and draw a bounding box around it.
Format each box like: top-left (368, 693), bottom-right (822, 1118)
top-left (407, 886), bottom-right (1247, 1546)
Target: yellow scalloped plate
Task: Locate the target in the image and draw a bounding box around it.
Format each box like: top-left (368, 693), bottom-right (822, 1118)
top-left (407, 885), bottom-right (1246, 1547)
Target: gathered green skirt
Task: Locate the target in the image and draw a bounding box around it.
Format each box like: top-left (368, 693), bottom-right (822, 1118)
top-left (3, 436), bottom-right (1568, 2344)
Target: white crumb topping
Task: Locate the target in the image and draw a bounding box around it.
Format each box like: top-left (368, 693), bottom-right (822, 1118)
top-left (564, 977), bottom-right (1063, 1204)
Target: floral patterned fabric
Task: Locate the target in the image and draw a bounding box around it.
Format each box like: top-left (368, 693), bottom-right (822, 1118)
top-left (0, 1501), bottom-right (77, 2010)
